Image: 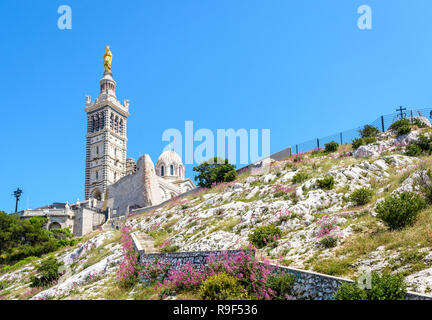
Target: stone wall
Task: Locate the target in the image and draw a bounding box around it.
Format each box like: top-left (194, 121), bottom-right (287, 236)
top-left (265, 264), bottom-right (432, 300)
top-left (134, 239), bottom-right (432, 300)
top-left (139, 250), bottom-right (250, 270)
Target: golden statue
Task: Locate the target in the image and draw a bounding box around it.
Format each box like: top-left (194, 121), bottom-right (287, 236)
top-left (103, 45), bottom-right (112, 73)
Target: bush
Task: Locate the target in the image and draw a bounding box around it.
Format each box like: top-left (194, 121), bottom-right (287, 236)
top-left (414, 134), bottom-right (432, 153)
top-left (316, 176), bottom-right (335, 190)
top-left (351, 138), bottom-right (364, 150)
top-left (334, 272), bottom-right (407, 300)
top-left (30, 257), bottom-right (63, 288)
top-left (193, 157), bottom-right (237, 188)
top-left (375, 192), bottom-right (426, 230)
top-left (397, 125), bottom-right (411, 136)
top-left (292, 171), bottom-right (309, 184)
top-left (416, 169), bottom-right (432, 204)
top-left (199, 273), bottom-right (248, 300)
top-left (390, 118), bottom-right (411, 131)
top-left (360, 125), bottom-right (380, 138)
top-left (0, 212), bottom-right (76, 266)
top-left (349, 188), bottom-right (374, 206)
top-left (405, 144), bottom-right (422, 157)
top-left (160, 244), bottom-right (180, 253)
top-left (248, 225), bottom-right (282, 249)
top-left (223, 170), bottom-right (237, 183)
top-left (324, 141), bottom-right (339, 153)
top-left (351, 136), bottom-right (376, 150)
top-left (412, 118), bottom-right (427, 128)
top-left (266, 272), bottom-right (295, 300)
top-left (363, 136), bottom-right (377, 144)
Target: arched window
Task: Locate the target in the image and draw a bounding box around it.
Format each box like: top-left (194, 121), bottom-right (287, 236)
top-left (96, 115), bottom-right (100, 131)
top-left (110, 114), bottom-right (114, 130)
top-left (119, 119), bottom-right (123, 135)
top-left (114, 117), bottom-right (119, 133)
top-left (170, 165), bottom-right (174, 175)
top-left (161, 165), bottom-right (164, 176)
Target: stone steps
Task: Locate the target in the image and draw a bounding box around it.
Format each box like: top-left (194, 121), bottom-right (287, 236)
top-left (134, 232), bottom-right (159, 253)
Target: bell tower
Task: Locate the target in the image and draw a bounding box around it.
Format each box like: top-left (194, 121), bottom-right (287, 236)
top-left (84, 46), bottom-right (130, 201)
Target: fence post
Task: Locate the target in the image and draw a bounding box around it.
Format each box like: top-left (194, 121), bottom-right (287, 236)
top-left (340, 132), bottom-right (343, 145)
top-left (381, 115), bottom-right (385, 132)
top-left (317, 138), bottom-right (320, 149)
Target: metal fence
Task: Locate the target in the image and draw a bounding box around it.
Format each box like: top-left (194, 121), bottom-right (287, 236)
top-left (292, 107), bottom-right (432, 155)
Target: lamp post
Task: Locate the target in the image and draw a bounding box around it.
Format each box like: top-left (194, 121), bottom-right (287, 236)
top-left (13, 188), bottom-right (23, 213)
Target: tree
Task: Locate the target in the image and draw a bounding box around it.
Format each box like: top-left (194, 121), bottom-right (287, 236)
top-left (0, 211), bottom-right (76, 266)
top-left (192, 157), bottom-right (237, 188)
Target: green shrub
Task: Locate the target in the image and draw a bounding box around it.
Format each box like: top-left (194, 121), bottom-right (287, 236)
top-left (375, 192), bottom-right (426, 230)
top-left (412, 118), bottom-right (427, 128)
top-left (193, 157), bottom-right (237, 188)
top-left (30, 256), bottom-right (64, 288)
top-left (349, 188), bottom-right (374, 206)
top-left (414, 134), bottom-right (432, 152)
top-left (266, 272), bottom-right (295, 300)
top-left (351, 138), bottom-right (364, 150)
top-left (0, 280), bottom-right (8, 290)
top-left (360, 125), bottom-right (380, 138)
top-left (363, 136), bottom-right (377, 144)
top-left (417, 169), bottom-right (432, 204)
top-left (160, 244), bottom-right (180, 253)
top-left (316, 176), bottom-right (335, 190)
top-left (397, 125), bottom-right (411, 136)
top-left (223, 170), bottom-right (238, 183)
top-left (351, 136), bottom-right (376, 150)
top-left (199, 273), bottom-right (248, 300)
top-left (248, 225), bottom-right (283, 249)
top-left (292, 171), bottom-right (309, 184)
top-left (324, 141), bottom-right (339, 153)
top-left (390, 118), bottom-right (411, 131)
top-left (334, 272), bottom-right (407, 300)
top-left (405, 144), bottom-right (422, 157)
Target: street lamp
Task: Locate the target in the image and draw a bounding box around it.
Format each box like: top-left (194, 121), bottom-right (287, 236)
top-left (13, 188), bottom-right (23, 213)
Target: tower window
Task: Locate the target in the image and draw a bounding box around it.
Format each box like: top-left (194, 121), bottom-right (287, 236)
top-left (170, 165), bottom-right (174, 175)
top-left (161, 166), bottom-right (164, 176)
top-left (96, 171), bottom-right (99, 179)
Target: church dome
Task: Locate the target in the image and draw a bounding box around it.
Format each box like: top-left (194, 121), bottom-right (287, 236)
top-left (158, 150), bottom-right (183, 166)
top-left (156, 150), bottom-right (184, 179)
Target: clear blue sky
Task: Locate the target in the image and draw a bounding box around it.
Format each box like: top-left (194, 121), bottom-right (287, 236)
top-left (1, 0), bottom-right (432, 212)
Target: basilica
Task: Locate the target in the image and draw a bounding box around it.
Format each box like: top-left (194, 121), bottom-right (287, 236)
top-left (18, 47), bottom-right (195, 235)
top-left (84, 46), bottom-right (195, 213)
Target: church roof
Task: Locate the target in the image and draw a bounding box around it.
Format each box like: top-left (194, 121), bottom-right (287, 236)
top-left (157, 149), bottom-right (183, 166)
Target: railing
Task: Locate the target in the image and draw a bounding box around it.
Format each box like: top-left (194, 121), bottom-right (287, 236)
top-left (292, 107), bottom-right (432, 155)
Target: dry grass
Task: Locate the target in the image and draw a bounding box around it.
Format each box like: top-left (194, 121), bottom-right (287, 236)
top-left (312, 207), bottom-right (432, 277)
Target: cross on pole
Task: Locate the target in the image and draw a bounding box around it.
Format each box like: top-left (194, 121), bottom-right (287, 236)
top-left (13, 187), bottom-right (23, 213)
top-left (396, 106), bottom-right (407, 119)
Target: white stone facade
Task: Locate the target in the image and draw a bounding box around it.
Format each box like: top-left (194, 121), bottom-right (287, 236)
top-left (84, 71), bottom-right (129, 201)
top-left (85, 58), bottom-right (195, 216)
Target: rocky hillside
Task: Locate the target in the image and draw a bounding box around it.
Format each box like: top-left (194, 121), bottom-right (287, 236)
top-left (2, 118), bottom-right (432, 299)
